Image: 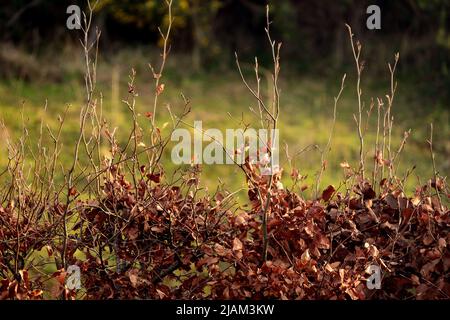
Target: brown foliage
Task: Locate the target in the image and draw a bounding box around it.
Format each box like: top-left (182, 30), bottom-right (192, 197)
top-left (0, 2), bottom-right (448, 301)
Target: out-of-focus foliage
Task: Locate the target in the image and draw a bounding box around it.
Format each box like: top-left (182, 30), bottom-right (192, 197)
top-left (1, 0), bottom-right (449, 97)
top-left (95, 0), bottom-right (224, 69)
top-left (94, 0), bottom-right (189, 29)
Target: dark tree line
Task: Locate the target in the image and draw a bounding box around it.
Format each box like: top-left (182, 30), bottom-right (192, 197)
top-left (1, 0), bottom-right (449, 84)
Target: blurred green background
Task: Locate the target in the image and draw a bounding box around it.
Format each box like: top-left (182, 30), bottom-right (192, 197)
top-left (0, 0), bottom-right (448, 197)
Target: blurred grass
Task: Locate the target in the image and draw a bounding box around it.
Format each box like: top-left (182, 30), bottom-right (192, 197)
top-left (0, 47), bottom-right (448, 199)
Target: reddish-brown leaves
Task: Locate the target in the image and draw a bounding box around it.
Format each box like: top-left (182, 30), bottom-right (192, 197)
top-left (156, 83), bottom-right (165, 96)
top-left (1, 156), bottom-right (448, 301)
top-left (233, 238), bottom-right (243, 260)
top-left (322, 185), bottom-right (335, 202)
top-left (148, 172), bottom-right (162, 183)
